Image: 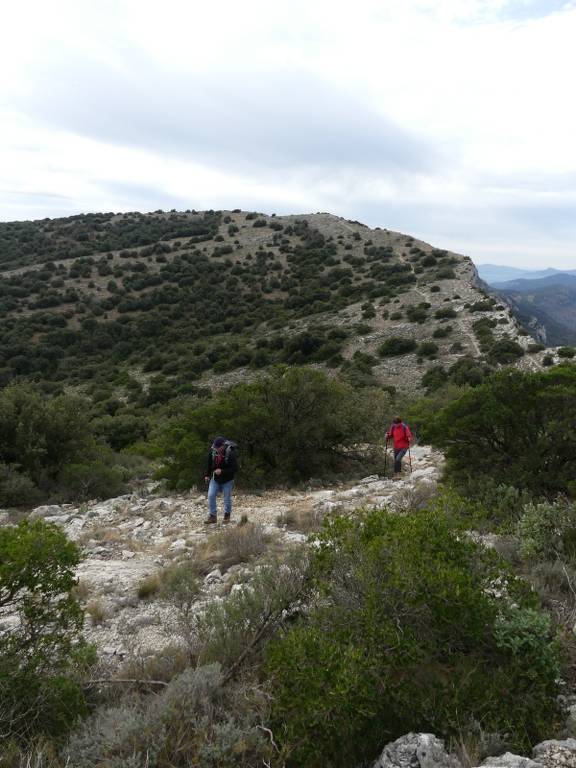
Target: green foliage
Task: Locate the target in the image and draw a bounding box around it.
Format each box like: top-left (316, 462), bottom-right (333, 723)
top-left (266, 508), bottom-right (560, 766)
top-left (434, 307), bottom-right (457, 319)
top-left (468, 300), bottom-right (494, 312)
top-left (423, 367), bottom-right (576, 495)
top-left (58, 460), bottom-right (126, 502)
top-left (487, 338), bottom-right (525, 364)
top-left (157, 367), bottom-right (391, 488)
top-left (558, 346), bottom-right (575, 358)
top-left (416, 341), bottom-right (439, 359)
top-left (516, 499), bottom-right (576, 561)
top-left (0, 383), bottom-right (92, 484)
top-left (0, 520), bottom-right (93, 742)
top-left (406, 303), bottom-right (429, 323)
top-left (0, 462), bottom-right (41, 506)
top-left (378, 336), bottom-right (417, 356)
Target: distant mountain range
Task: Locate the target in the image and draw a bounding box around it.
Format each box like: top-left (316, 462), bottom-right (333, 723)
top-left (477, 264), bottom-right (576, 286)
top-left (477, 264), bottom-right (576, 345)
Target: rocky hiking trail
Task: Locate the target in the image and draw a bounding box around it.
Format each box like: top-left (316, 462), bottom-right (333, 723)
top-left (23, 445), bottom-right (441, 665)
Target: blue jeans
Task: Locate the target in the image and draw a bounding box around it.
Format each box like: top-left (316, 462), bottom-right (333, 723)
top-left (208, 479), bottom-right (234, 518)
top-left (394, 448), bottom-right (407, 472)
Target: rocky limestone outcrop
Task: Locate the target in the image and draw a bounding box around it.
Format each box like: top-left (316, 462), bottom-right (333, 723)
top-left (372, 734), bottom-right (576, 768)
top-left (0, 445), bottom-right (443, 666)
top-left (372, 733), bottom-right (462, 768)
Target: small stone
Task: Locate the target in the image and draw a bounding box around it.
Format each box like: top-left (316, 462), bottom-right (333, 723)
top-left (122, 550), bottom-right (136, 560)
top-left (0, 511), bottom-right (10, 525)
top-left (169, 538), bottom-right (187, 552)
top-left (481, 754), bottom-right (542, 768)
top-left (361, 475), bottom-right (380, 484)
top-left (205, 568), bottom-right (223, 584)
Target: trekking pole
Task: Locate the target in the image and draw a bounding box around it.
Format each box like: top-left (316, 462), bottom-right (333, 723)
top-left (408, 445), bottom-right (413, 473)
top-left (383, 440), bottom-right (388, 476)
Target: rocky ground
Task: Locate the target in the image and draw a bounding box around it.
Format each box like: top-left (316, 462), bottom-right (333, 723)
top-left (373, 732), bottom-right (576, 768)
top-left (16, 445), bottom-right (441, 667)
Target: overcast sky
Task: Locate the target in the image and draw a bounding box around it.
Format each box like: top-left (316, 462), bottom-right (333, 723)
top-left (2, 0), bottom-right (576, 268)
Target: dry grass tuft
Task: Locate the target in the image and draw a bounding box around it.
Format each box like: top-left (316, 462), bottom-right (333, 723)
top-left (137, 572), bottom-right (162, 600)
top-left (86, 598), bottom-right (107, 626)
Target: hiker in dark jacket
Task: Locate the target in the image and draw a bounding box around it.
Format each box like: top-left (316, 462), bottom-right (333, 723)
top-left (204, 436), bottom-right (238, 524)
top-left (385, 417), bottom-right (413, 476)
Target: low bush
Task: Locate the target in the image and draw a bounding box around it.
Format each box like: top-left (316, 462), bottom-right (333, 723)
top-left (517, 499), bottom-right (576, 561)
top-left (417, 341), bottom-right (439, 359)
top-left (195, 549), bottom-right (311, 672)
top-left (434, 307), bottom-right (457, 319)
top-left (0, 520), bottom-right (94, 743)
top-left (558, 347), bottom-right (575, 358)
top-left (64, 664), bottom-right (273, 768)
top-left (424, 367), bottom-right (576, 496)
top-left (487, 339), bottom-right (525, 364)
top-left (157, 367), bottom-right (391, 488)
top-left (266, 508), bottom-right (561, 766)
top-left (378, 337), bottom-right (417, 356)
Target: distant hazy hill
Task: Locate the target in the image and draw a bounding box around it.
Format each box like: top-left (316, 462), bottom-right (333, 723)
top-left (494, 274), bottom-right (576, 345)
top-left (478, 263), bottom-right (576, 285)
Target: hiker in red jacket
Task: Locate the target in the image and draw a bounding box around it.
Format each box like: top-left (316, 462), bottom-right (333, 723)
top-left (386, 417), bottom-right (413, 475)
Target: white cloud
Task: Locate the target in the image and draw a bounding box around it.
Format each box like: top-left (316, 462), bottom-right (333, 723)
top-left (1, 0), bottom-right (576, 267)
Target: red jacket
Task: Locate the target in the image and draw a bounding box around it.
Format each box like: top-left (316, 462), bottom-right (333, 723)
top-left (386, 423), bottom-right (412, 449)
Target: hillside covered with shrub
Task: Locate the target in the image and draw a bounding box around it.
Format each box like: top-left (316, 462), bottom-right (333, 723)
top-left (0, 209), bottom-right (547, 501)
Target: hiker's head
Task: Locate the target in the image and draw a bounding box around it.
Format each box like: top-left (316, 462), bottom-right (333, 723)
top-left (212, 436), bottom-right (226, 448)
top-left (393, 417), bottom-right (402, 424)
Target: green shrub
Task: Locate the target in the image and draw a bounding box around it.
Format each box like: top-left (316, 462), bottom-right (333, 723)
top-left (488, 339), bottom-right (525, 364)
top-left (432, 325), bottom-right (452, 338)
top-left (468, 300), bottom-right (494, 313)
top-left (517, 499), bottom-right (576, 561)
top-left (378, 337), bottom-right (417, 357)
top-left (528, 343), bottom-right (545, 353)
top-left (434, 307), bottom-right (457, 319)
top-left (59, 461), bottom-right (126, 501)
top-left (0, 463), bottom-right (41, 506)
top-left (0, 520), bottom-right (93, 742)
top-left (558, 347), bottom-right (575, 358)
top-left (424, 367), bottom-right (576, 496)
top-left (421, 365), bottom-right (448, 393)
top-left (406, 305), bottom-right (428, 324)
top-left (266, 508), bottom-right (560, 766)
top-left (195, 549), bottom-right (311, 671)
top-left (416, 341), bottom-right (439, 358)
top-left (157, 367), bottom-right (391, 488)
top-left (542, 354), bottom-right (554, 366)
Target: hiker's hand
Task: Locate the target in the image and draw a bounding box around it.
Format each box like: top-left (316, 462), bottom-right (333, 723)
top-left (204, 476), bottom-right (209, 483)
top-left (214, 468), bottom-right (222, 476)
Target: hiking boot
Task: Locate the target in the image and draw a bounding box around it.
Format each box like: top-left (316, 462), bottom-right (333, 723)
top-left (223, 515), bottom-right (231, 524)
top-left (204, 516), bottom-right (217, 524)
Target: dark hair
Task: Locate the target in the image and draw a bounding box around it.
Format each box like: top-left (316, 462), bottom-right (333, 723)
top-left (393, 417), bottom-right (402, 424)
top-left (213, 436), bottom-right (226, 448)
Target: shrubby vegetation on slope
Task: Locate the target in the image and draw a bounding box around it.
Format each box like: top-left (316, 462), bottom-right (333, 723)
top-left (0, 383), bottom-right (130, 504)
top-left (423, 366), bottom-right (576, 496)
top-left (266, 508), bottom-right (560, 766)
top-left (0, 520), bottom-right (94, 744)
top-left (157, 367), bottom-right (391, 488)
